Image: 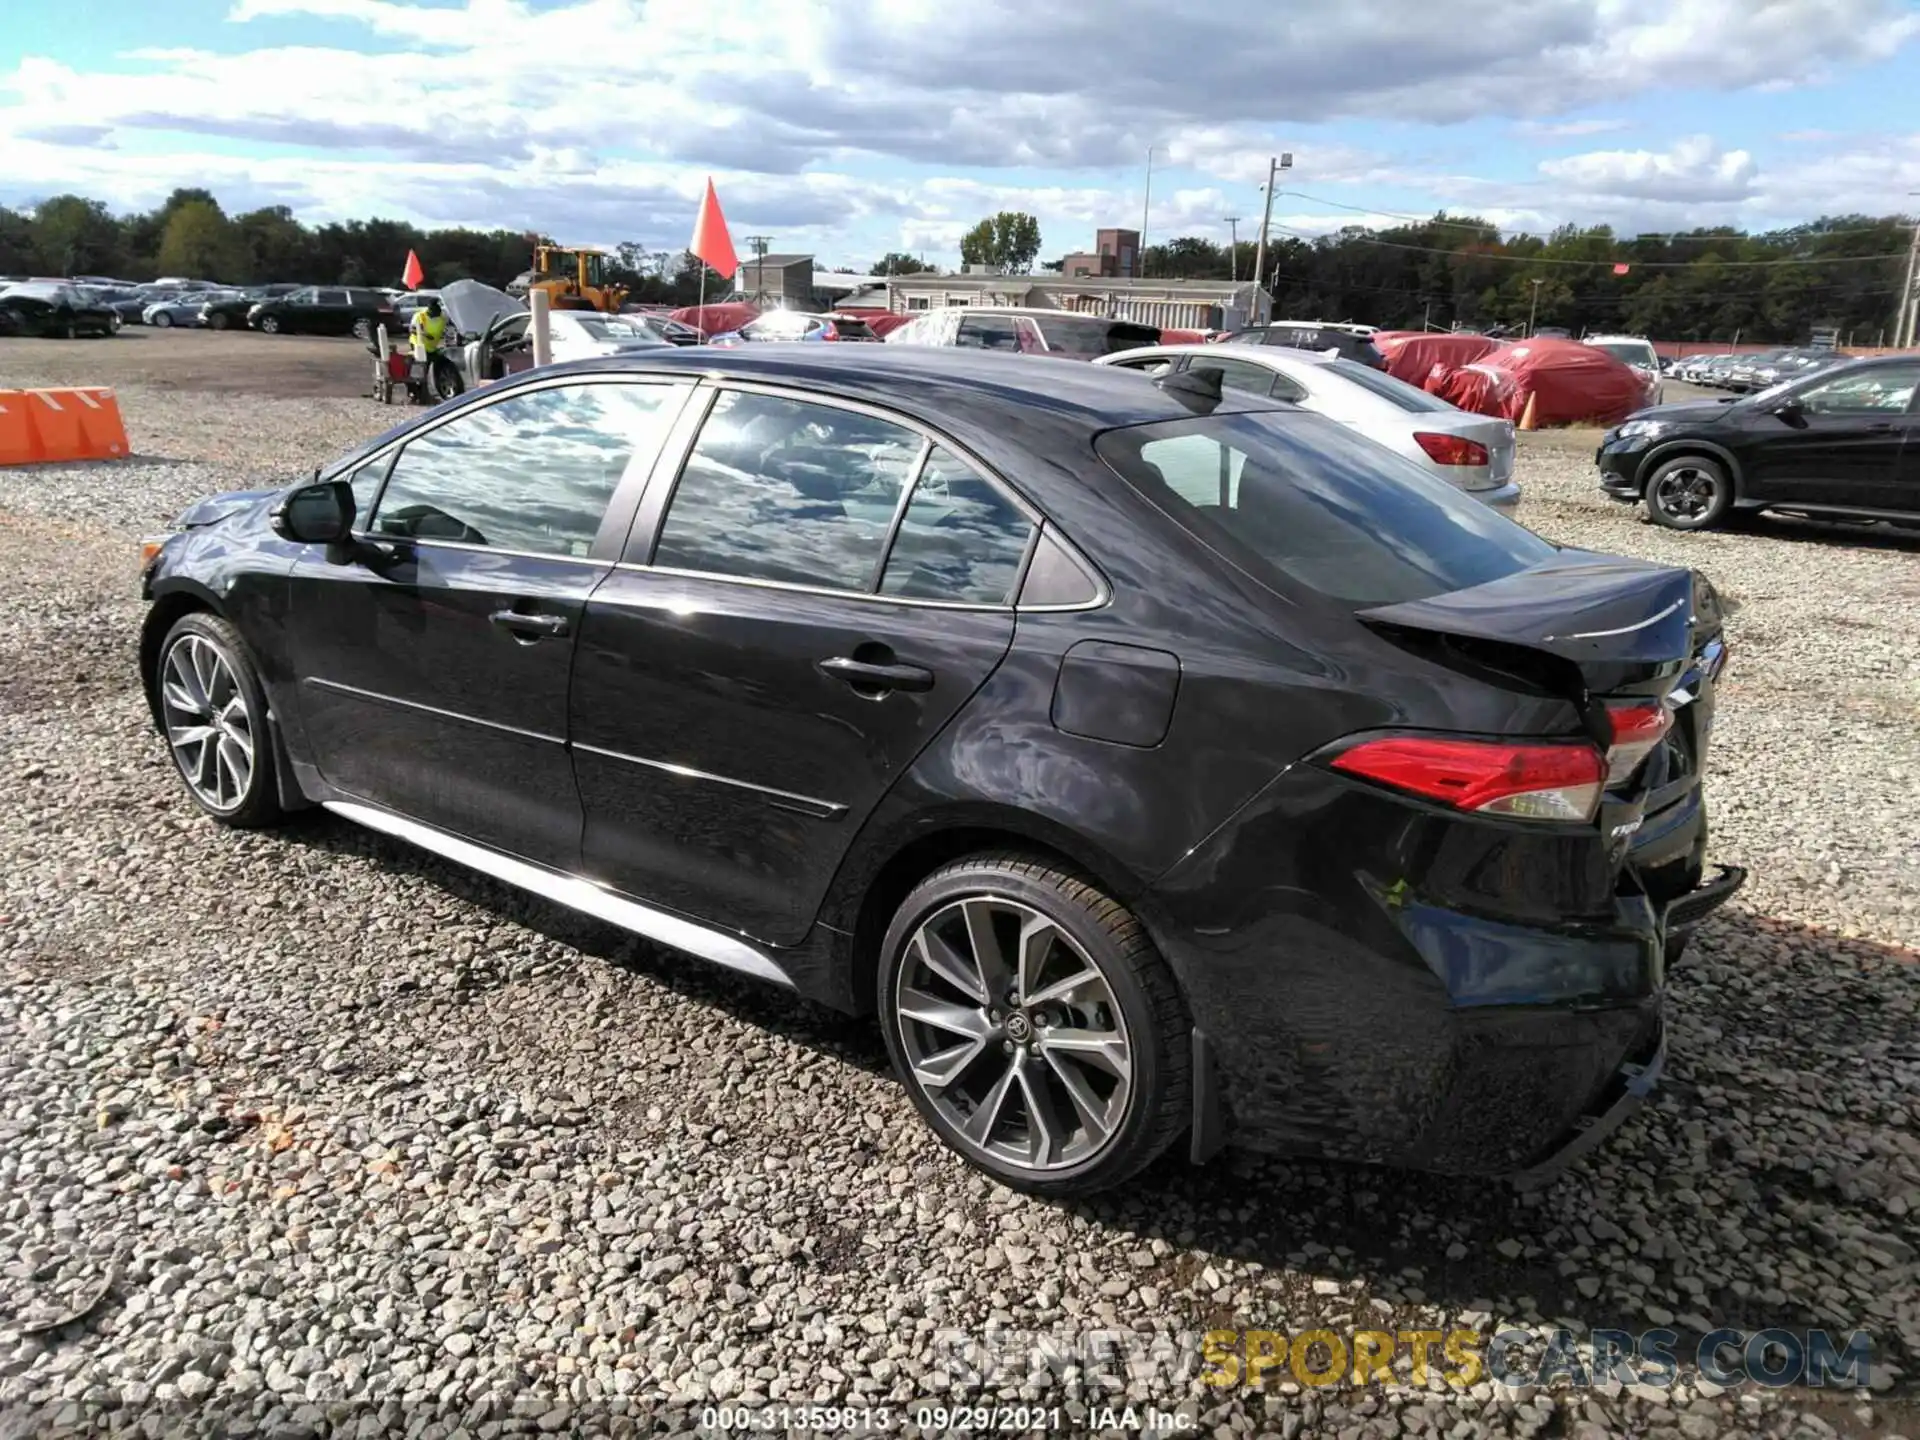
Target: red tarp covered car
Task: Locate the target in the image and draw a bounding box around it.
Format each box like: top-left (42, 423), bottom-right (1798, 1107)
top-left (1371, 331), bottom-right (1501, 390)
top-left (1432, 338), bottom-right (1649, 428)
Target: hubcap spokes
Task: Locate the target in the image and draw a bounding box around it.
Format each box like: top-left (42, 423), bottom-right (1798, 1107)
top-left (897, 896), bottom-right (1132, 1173)
top-left (161, 636), bottom-right (254, 811)
top-left (1657, 468), bottom-right (1713, 519)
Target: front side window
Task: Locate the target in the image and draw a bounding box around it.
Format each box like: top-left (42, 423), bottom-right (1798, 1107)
top-left (651, 391), bottom-right (924, 589)
top-left (370, 381), bottom-right (689, 556)
top-left (879, 449), bottom-right (1034, 604)
top-left (1795, 365), bottom-right (1920, 416)
top-left (1096, 410), bottom-right (1554, 607)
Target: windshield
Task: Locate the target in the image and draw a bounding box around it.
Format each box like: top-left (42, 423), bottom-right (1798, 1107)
top-left (1590, 341), bottom-right (1656, 369)
top-left (1325, 358), bottom-right (1456, 413)
top-left (1094, 410), bottom-right (1554, 606)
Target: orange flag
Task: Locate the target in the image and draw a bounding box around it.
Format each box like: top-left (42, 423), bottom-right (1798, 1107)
top-left (402, 250), bottom-right (425, 289)
top-left (690, 179), bottom-right (739, 279)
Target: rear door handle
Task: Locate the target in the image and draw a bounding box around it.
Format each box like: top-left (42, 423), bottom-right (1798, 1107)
top-left (819, 656), bottom-right (934, 692)
top-left (490, 609), bottom-right (569, 639)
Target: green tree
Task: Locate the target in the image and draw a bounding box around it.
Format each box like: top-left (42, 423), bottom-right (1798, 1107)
top-left (871, 251), bottom-right (931, 276)
top-left (29, 194), bottom-right (124, 275)
top-left (157, 199), bottom-right (247, 281)
top-left (958, 212), bottom-right (1042, 273)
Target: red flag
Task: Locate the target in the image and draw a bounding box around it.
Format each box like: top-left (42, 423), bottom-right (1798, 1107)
top-left (690, 178), bottom-right (739, 279)
top-left (402, 250), bottom-right (425, 289)
top-left (1612, 262), bottom-right (1631, 276)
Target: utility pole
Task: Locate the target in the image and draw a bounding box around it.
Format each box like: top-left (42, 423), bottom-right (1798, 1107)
top-left (1527, 278), bottom-right (1544, 337)
top-left (1896, 194), bottom-right (1920, 349)
top-left (1140, 145), bottom-right (1161, 279)
top-left (1224, 217), bottom-right (1240, 283)
top-left (1250, 152), bottom-right (1291, 321)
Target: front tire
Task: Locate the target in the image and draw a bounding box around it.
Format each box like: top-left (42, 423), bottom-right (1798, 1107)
top-left (877, 854), bottom-right (1192, 1197)
top-left (1646, 455), bottom-right (1732, 531)
top-left (155, 614), bottom-right (284, 829)
top-left (208, 312), bottom-right (229, 331)
top-left (152, 311), bottom-right (173, 328)
top-left (259, 316), bottom-right (282, 335)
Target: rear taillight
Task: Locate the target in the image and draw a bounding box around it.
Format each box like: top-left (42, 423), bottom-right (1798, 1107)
top-left (1602, 701), bottom-right (1673, 785)
top-left (1413, 432), bottom-right (1491, 467)
top-left (1330, 736), bottom-right (1604, 822)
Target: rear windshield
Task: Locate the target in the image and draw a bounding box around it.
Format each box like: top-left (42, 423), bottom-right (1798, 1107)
top-left (1032, 315), bottom-right (1159, 358)
top-left (1094, 410), bottom-right (1554, 606)
top-left (1325, 358), bottom-right (1455, 413)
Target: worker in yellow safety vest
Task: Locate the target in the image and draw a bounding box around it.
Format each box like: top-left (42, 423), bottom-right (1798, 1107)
top-left (408, 297), bottom-right (463, 399)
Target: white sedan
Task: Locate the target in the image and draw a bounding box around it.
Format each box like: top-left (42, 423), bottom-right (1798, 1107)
top-left (457, 306), bottom-right (670, 384)
top-left (1095, 344), bottom-right (1521, 510)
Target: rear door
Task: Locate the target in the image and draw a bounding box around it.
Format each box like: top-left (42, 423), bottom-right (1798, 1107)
top-left (284, 376), bottom-right (694, 865)
top-left (570, 386), bottom-right (1035, 945)
top-left (1745, 363), bottom-right (1920, 509)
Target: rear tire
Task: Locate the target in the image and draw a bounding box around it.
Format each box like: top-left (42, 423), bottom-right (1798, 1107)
top-left (352, 318), bottom-right (372, 341)
top-left (155, 613), bottom-right (284, 829)
top-left (877, 853), bottom-right (1192, 1197)
top-left (1646, 455), bottom-right (1732, 531)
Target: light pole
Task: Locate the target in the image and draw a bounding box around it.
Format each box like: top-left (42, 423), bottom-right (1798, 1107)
top-left (1140, 144), bottom-right (1163, 278)
top-left (1896, 191), bottom-right (1920, 349)
top-left (1250, 152), bottom-right (1292, 320)
top-left (1224, 216), bottom-right (1240, 283)
top-left (1527, 278), bottom-right (1544, 337)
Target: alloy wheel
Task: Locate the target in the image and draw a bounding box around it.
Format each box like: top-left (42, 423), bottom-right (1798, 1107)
top-left (1652, 465), bottom-right (1717, 522)
top-left (160, 634), bottom-right (255, 811)
top-left (894, 896), bottom-right (1133, 1173)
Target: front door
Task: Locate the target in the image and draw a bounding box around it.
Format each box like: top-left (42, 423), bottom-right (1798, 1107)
top-left (1745, 362), bottom-right (1920, 510)
top-left (283, 377), bottom-right (695, 865)
top-left (569, 388), bottom-right (1035, 945)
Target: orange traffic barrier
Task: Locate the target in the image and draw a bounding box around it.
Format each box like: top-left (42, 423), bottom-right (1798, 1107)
top-left (0, 386), bottom-right (129, 464)
top-left (0, 392), bottom-right (34, 466)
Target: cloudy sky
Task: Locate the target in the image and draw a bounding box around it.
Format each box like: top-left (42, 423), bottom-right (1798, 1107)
top-left (4, 0), bottom-right (1918, 268)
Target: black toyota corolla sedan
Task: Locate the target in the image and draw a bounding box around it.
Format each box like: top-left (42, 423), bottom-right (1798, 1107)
top-left (139, 347), bottom-right (1741, 1196)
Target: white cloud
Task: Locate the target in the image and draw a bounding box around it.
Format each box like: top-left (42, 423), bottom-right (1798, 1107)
top-left (0, 0), bottom-right (1916, 262)
top-left (1539, 135), bottom-right (1759, 203)
top-left (1515, 119), bottom-right (1633, 139)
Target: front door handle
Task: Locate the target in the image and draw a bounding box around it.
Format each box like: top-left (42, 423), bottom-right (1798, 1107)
top-left (819, 656), bottom-right (934, 693)
top-left (490, 609), bottom-right (569, 640)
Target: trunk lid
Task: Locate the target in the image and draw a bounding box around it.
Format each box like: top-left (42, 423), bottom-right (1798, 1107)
top-left (1356, 551), bottom-right (1719, 868)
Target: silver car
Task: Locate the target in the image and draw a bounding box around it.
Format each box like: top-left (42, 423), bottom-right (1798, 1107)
top-left (1096, 343), bottom-right (1520, 510)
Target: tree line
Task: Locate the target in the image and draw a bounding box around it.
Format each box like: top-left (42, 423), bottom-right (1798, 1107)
top-left (0, 189), bottom-right (724, 306)
top-left (3, 189), bottom-right (1910, 342)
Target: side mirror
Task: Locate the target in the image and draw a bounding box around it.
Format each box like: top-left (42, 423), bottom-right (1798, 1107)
top-left (270, 479), bottom-right (355, 544)
top-left (1768, 394), bottom-right (1805, 421)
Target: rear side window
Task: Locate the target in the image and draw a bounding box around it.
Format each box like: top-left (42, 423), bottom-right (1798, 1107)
top-left (1095, 411), bottom-right (1554, 606)
top-left (1326, 359), bottom-right (1455, 413)
top-left (1030, 315), bottom-right (1154, 358)
top-left (1185, 356), bottom-right (1281, 398)
top-left (651, 391), bottom-right (923, 589)
top-left (879, 449), bottom-right (1034, 604)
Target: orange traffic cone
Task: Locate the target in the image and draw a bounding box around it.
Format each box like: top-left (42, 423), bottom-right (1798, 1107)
top-left (1517, 391), bottom-right (1539, 431)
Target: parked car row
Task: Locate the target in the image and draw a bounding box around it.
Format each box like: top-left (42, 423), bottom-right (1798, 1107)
top-left (141, 341), bottom-right (1741, 1197)
top-left (1672, 348), bottom-right (1847, 392)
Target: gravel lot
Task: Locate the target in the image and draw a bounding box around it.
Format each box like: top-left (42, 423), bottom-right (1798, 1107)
top-left (1, 338), bottom-right (1917, 1438)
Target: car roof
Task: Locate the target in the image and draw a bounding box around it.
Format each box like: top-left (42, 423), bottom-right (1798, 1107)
top-left (325, 344), bottom-right (1293, 481)
top-left (1103, 342), bottom-right (1336, 369)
